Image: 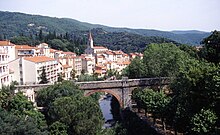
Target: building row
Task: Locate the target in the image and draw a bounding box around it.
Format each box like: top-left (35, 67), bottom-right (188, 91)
top-left (0, 33), bottom-right (143, 87)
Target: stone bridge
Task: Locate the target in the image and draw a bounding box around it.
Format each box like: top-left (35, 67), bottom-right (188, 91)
top-left (15, 77), bottom-right (171, 108)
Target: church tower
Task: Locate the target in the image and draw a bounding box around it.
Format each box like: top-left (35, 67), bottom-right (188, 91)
top-left (88, 31), bottom-right (94, 48)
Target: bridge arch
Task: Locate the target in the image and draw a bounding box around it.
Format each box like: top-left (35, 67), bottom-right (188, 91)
top-left (84, 90), bottom-right (123, 108)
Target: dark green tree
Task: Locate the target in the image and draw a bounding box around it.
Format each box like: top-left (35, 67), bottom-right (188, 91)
top-left (201, 30), bottom-right (220, 64)
top-left (70, 69), bottom-right (76, 80)
top-left (48, 96), bottom-right (103, 135)
top-left (39, 67), bottom-right (48, 84)
top-left (143, 43), bottom-right (189, 77)
top-left (49, 121), bottom-right (68, 135)
top-left (0, 108), bottom-right (47, 135)
top-left (190, 109), bottom-right (217, 135)
top-left (123, 57), bottom-right (146, 79)
top-left (36, 81), bottom-right (83, 108)
top-left (169, 58), bottom-right (220, 133)
top-left (57, 73), bottom-right (64, 82)
top-left (39, 29), bottom-right (44, 41)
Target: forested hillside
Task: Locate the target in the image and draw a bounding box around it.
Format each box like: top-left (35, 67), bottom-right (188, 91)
top-left (71, 28), bottom-right (179, 53)
top-left (0, 11), bottom-right (210, 45)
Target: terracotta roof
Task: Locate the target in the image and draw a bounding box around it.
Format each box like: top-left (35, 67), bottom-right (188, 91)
top-left (113, 51), bottom-right (124, 55)
top-left (50, 49), bottom-right (58, 53)
top-left (105, 51), bottom-right (114, 55)
top-left (62, 64), bottom-right (71, 68)
top-left (0, 41), bottom-right (15, 46)
top-left (123, 53), bottom-right (129, 56)
top-left (93, 46), bottom-right (107, 49)
top-left (123, 61), bottom-right (131, 65)
top-left (62, 51), bottom-right (76, 55)
top-left (95, 70), bottom-right (102, 74)
top-left (96, 65), bottom-right (106, 69)
top-left (24, 56), bottom-right (56, 63)
top-left (15, 45), bottom-right (36, 50)
top-left (117, 61), bottom-right (131, 65)
top-left (97, 55), bottom-right (104, 58)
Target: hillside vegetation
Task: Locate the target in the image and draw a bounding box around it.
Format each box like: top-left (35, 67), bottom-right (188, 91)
top-left (0, 11), bottom-right (210, 46)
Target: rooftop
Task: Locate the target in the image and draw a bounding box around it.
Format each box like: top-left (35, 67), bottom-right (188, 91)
top-left (0, 41), bottom-right (15, 46)
top-left (15, 45), bottom-right (36, 50)
top-left (24, 56), bottom-right (56, 63)
top-left (93, 46), bottom-right (108, 49)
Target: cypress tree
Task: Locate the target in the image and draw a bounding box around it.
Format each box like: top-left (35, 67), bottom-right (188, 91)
top-left (39, 67), bottom-right (48, 84)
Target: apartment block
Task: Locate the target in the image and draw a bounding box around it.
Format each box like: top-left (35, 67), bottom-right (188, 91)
top-left (9, 56), bottom-right (61, 85)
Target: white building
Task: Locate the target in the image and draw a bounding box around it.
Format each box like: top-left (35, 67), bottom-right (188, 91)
top-left (0, 41), bottom-right (16, 88)
top-left (73, 56), bottom-right (82, 77)
top-left (9, 56), bottom-right (61, 85)
top-left (0, 46), bottom-right (10, 88)
top-left (0, 41), bottom-right (16, 61)
top-left (15, 45), bottom-right (37, 58)
top-left (36, 43), bottom-right (50, 57)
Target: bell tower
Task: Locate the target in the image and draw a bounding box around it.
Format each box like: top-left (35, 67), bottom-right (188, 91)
top-left (88, 31), bottom-right (94, 48)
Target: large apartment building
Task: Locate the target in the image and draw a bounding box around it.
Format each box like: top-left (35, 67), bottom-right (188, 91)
top-left (9, 56), bottom-right (61, 85)
top-left (0, 41), bottom-right (15, 88)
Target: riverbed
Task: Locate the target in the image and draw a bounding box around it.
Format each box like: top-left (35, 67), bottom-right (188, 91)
top-left (99, 95), bottom-right (115, 128)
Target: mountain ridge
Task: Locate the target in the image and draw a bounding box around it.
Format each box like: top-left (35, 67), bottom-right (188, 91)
top-left (0, 11), bottom-right (211, 45)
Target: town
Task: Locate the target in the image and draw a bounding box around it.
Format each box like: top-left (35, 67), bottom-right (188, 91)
top-left (0, 0), bottom-right (219, 134)
top-left (0, 32), bottom-right (143, 87)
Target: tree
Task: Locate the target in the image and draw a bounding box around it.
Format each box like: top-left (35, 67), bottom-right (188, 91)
top-left (49, 121), bottom-right (68, 135)
top-left (8, 92), bottom-right (47, 131)
top-left (70, 69), bottom-right (76, 80)
top-left (0, 81), bottom-right (18, 109)
top-left (36, 81), bottom-right (103, 135)
top-left (36, 81), bottom-right (83, 108)
top-left (143, 43), bottom-right (190, 77)
top-left (39, 29), bottom-right (43, 41)
top-left (201, 30), bottom-right (220, 64)
top-left (169, 57), bottom-right (220, 133)
top-left (0, 108), bottom-right (47, 135)
top-left (191, 109), bottom-right (217, 135)
top-left (81, 69), bottom-right (85, 75)
top-left (47, 39), bottom-right (68, 51)
top-left (48, 96), bottom-right (103, 135)
top-left (178, 44), bottom-right (199, 59)
top-left (123, 57), bottom-right (146, 79)
top-left (10, 36), bottom-right (35, 46)
top-left (57, 73), bottom-right (64, 82)
top-left (39, 67), bottom-right (48, 84)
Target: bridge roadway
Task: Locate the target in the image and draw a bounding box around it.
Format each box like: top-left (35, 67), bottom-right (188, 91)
top-left (15, 77), bottom-right (171, 108)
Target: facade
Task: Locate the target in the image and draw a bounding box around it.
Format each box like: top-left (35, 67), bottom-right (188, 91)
top-left (0, 41), bottom-right (16, 61)
top-left (82, 57), bottom-right (95, 75)
top-left (0, 41), bottom-right (16, 88)
top-left (15, 45), bottom-right (37, 58)
top-left (0, 47), bottom-right (10, 88)
top-left (36, 43), bottom-right (50, 57)
top-left (73, 56), bottom-right (82, 77)
top-left (9, 56), bottom-right (61, 85)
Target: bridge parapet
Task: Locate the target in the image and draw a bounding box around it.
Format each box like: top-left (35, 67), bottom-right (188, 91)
top-left (127, 77), bottom-right (171, 88)
top-left (14, 77), bottom-right (172, 108)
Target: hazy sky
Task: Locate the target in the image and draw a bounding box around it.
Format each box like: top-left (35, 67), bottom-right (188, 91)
top-left (0, 0), bottom-right (219, 32)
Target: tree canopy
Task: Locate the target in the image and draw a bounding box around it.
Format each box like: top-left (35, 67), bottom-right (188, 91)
top-left (201, 30), bottom-right (220, 64)
top-left (36, 81), bottom-right (103, 135)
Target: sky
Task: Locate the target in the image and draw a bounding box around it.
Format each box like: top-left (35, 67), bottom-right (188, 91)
top-left (0, 0), bottom-right (219, 32)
